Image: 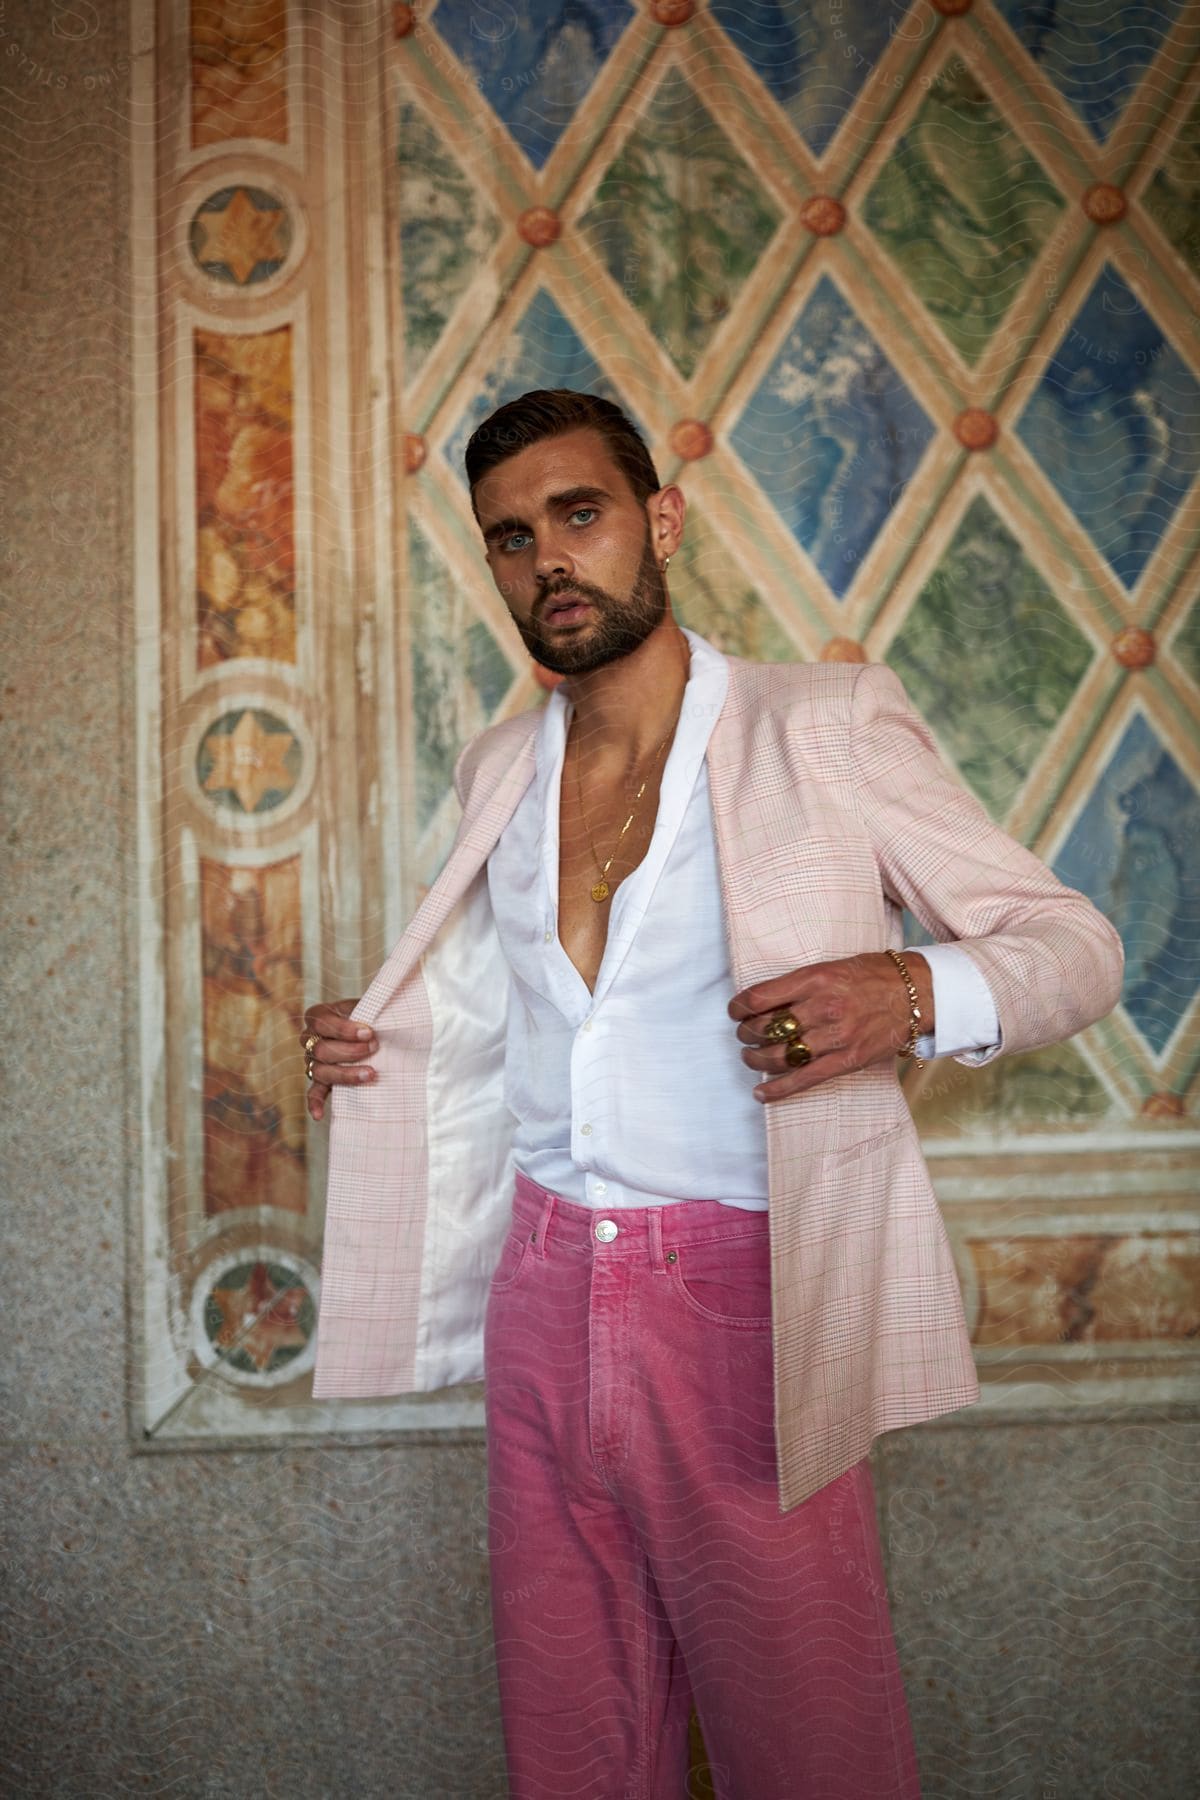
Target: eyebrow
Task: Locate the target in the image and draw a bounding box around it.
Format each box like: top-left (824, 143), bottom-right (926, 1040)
top-left (480, 485), bottom-right (615, 545)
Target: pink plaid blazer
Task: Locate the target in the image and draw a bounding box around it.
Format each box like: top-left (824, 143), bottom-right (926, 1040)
top-left (311, 653), bottom-right (1124, 1512)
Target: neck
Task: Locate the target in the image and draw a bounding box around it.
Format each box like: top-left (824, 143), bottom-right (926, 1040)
top-left (562, 618), bottom-right (692, 776)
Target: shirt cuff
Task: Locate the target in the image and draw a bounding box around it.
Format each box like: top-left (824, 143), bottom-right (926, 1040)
top-left (903, 941), bottom-right (1002, 1061)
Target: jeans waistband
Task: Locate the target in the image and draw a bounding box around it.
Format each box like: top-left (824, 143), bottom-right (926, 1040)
top-left (512, 1168), bottom-right (768, 1270)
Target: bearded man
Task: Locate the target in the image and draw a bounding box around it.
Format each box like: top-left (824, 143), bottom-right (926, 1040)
top-left (300, 388), bottom-right (1123, 1800)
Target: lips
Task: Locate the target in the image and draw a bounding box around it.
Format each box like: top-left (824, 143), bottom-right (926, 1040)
top-left (545, 596), bottom-right (590, 619)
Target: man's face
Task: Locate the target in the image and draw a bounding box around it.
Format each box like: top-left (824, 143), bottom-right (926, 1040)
top-left (474, 427), bottom-right (669, 678)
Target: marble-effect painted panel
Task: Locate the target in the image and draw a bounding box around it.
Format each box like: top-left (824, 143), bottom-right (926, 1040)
top-left (442, 287), bottom-right (636, 487)
top-left (969, 1232), bottom-right (1200, 1345)
top-left (710, 0), bottom-right (907, 157)
top-left (909, 1039), bottom-right (1113, 1135)
top-left (672, 505), bottom-right (797, 664)
top-left (863, 61), bottom-right (1064, 365)
top-left (580, 68), bottom-right (780, 380)
top-left (1142, 89), bottom-right (1200, 276)
top-left (992, 0), bottom-right (1184, 142)
top-left (191, 0), bottom-right (287, 148)
top-left (201, 858), bottom-right (306, 1215)
top-left (730, 274), bottom-right (935, 599)
top-left (431, 0), bottom-right (632, 171)
top-left (1054, 710), bottom-right (1200, 1057)
top-left (195, 327), bottom-right (296, 666)
top-left (408, 518), bottom-right (514, 833)
top-left (887, 495), bottom-right (1093, 820)
top-left (397, 97), bottom-right (500, 368)
top-left (1017, 264), bottom-right (1200, 590)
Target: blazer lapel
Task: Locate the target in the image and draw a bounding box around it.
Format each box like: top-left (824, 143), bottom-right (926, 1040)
top-left (352, 720), bottom-right (540, 1030)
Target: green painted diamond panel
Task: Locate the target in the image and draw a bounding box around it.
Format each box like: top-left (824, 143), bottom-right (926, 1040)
top-left (1174, 600), bottom-right (1200, 691)
top-left (863, 60), bottom-right (1065, 364)
top-left (409, 518), bottom-right (513, 831)
top-left (397, 97), bottom-right (500, 368)
top-left (672, 505), bottom-right (797, 664)
top-left (886, 497), bottom-right (1093, 820)
top-left (579, 68), bottom-right (781, 379)
top-left (911, 1040), bottom-right (1115, 1136)
top-left (1143, 90), bottom-right (1200, 276)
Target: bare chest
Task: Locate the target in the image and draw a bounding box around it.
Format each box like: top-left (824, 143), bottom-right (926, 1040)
top-left (556, 769), bottom-right (664, 995)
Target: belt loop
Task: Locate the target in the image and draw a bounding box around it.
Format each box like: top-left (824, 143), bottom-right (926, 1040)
top-left (531, 1190), bottom-right (556, 1258)
top-left (648, 1207), bottom-right (665, 1274)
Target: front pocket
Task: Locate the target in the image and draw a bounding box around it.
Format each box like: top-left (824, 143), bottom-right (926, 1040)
top-left (824, 1117), bottom-right (914, 1168)
top-left (488, 1230), bottom-right (531, 1294)
top-left (669, 1232), bottom-right (773, 1330)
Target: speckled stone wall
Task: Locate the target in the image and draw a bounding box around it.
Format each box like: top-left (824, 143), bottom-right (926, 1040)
top-left (1, 3), bottom-right (1197, 1797)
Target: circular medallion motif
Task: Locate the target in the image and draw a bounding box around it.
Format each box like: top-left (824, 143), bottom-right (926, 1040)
top-left (668, 419), bottom-right (713, 461)
top-left (196, 708), bottom-right (302, 814)
top-left (820, 637), bottom-right (867, 663)
top-left (1112, 626), bottom-right (1155, 668)
top-left (200, 1257), bottom-right (317, 1383)
top-left (517, 206), bottom-right (562, 247)
top-left (1141, 1092), bottom-right (1184, 1117)
top-left (954, 408), bottom-right (998, 451)
top-left (800, 196), bottom-right (846, 237)
top-left (1083, 183), bottom-right (1127, 225)
top-left (189, 186), bottom-right (294, 286)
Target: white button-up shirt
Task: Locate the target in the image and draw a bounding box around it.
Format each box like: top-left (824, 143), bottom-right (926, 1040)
top-left (486, 628), bottom-right (999, 1212)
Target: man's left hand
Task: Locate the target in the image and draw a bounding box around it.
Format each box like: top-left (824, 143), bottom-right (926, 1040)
top-left (727, 951), bottom-right (933, 1103)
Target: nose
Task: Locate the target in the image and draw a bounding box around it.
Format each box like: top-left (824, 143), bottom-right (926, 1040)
top-left (534, 532), bottom-right (574, 585)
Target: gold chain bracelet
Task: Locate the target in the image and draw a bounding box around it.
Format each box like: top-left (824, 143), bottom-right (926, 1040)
top-left (885, 948), bottom-right (926, 1070)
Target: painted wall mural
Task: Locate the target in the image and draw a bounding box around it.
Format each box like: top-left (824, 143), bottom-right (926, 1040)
top-left (134, 2), bottom-right (1198, 1458)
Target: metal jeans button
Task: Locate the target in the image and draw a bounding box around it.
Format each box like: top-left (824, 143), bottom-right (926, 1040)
top-left (595, 1218), bottom-right (618, 1243)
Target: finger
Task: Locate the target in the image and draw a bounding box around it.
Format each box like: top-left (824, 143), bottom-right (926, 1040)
top-left (312, 1055), bottom-right (376, 1085)
top-left (306, 1036), bottom-right (376, 1067)
top-left (749, 1042), bottom-right (861, 1103)
top-left (302, 1006), bottom-right (374, 1043)
top-left (739, 1024), bottom-right (842, 1078)
top-left (306, 1080), bottom-right (330, 1122)
top-left (727, 972), bottom-right (816, 1024)
top-left (735, 1011), bottom-right (818, 1048)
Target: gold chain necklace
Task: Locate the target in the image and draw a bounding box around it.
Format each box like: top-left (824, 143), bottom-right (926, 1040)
top-left (572, 720), bottom-right (674, 902)
top-left (568, 633), bottom-right (689, 904)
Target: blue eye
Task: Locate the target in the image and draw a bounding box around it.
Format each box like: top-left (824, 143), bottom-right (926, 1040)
top-left (570, 507), bottom-right (596, 524)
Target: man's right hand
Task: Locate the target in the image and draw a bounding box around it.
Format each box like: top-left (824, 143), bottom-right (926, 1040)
top-left (300, 999), bottom-right (375, 1122)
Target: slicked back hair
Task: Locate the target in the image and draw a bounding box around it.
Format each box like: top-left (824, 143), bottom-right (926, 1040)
top-left (465, 388), bottom-right (662, 517)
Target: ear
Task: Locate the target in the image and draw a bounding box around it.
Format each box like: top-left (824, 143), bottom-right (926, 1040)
top-left (647, 482), bottom-right (686, 564)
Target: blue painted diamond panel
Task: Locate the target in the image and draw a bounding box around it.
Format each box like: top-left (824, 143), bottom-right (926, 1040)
top-left (1017, 264), bottom-right (1200, 590)
top-left (710, 0), bottom-right (908, 157)
top-left (1053, 711), bottom-right (1200, 1057)
top-left (431, 0), bottom-right (633, 171)
top-left (730, 274), bottom-right (934, 598)
top-left (443, 287), bottom-right (637, 485)
top-left (993, 0), bottom-right (1184, 142)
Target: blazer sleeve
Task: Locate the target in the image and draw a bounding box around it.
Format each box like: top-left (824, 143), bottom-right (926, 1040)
top-left (850, 661), bottom-right (1125, 1067)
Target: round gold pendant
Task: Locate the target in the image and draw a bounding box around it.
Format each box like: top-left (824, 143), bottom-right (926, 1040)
top-left (590, 880), bottom-right (610, 902)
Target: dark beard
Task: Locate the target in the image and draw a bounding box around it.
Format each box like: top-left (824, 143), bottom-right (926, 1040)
top-left (514, 528), bottom-right (667, 678)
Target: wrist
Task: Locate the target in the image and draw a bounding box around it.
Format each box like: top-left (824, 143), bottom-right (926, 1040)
top-left (900, 951), bottom-right (935, 1037)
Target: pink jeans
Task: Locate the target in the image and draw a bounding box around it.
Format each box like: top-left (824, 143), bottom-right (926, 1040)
top-left (483, 1171), bottom-right (922, 1799)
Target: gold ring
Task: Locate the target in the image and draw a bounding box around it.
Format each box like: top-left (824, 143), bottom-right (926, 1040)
top-left (784, 1039), bottom-right (813, 1068)
top-left (763, 1012), bottom-right (801, 1042)
top-left (303, 1032), bottom-right (319, 1056)
top-left (305, 1057), bottom-right (315, 1082)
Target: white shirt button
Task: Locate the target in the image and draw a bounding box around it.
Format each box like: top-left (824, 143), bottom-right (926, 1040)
top-left (593, 1181), bottom-right (607, 1194)
top-left (595, 1218), bottom-right (618, 1242)
top-left (582, 1018), bottom-right (593, 1031)
top-left (544, 929), bottom-right (553, 942)
top-left (580, 1123), bottom-right (592, 1135)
